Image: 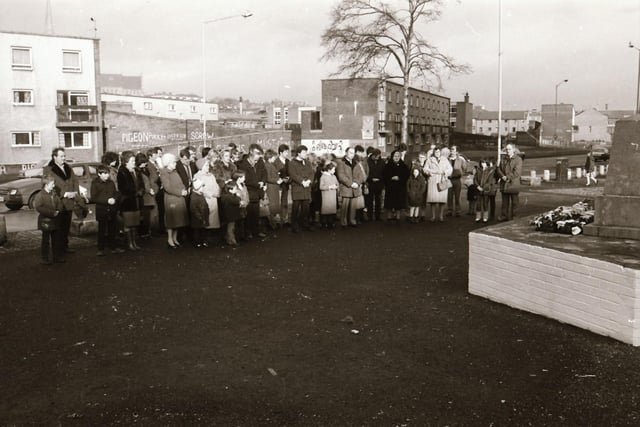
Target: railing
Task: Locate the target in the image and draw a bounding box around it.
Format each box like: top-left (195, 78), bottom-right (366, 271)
top-left (56, 105), bottom-right (99, 127)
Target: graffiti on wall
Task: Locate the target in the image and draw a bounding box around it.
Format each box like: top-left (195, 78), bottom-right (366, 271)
top-left (303, 139), bottom-right (350, 157)
top-left (121, 132), bottom-right (185, 144)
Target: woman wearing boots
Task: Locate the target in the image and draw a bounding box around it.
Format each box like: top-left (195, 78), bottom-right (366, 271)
top-left (117, 151), bottom-right (144, 251)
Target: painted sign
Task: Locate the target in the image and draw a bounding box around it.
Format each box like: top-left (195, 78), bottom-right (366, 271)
top-left (121, 132), bottom-right (185, 144)
top-left (362, 116), bottom-right (374, 140)
top-left (303, 139), bottom-right (350, 157)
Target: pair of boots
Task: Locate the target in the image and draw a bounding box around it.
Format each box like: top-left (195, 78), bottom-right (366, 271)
top-left (126, 229), bottom-right (141, 251)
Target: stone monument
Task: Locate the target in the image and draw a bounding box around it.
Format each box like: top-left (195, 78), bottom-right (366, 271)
top-left (584, 116), bottom-right (640, 239)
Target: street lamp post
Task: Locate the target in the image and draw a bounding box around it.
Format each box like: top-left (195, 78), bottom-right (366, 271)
top-left (554, 79), bottom-right (568, 144)
top-left (630, 42), bottom-right (640, 114)
top-left (202, 11), bottom-right (252, 146)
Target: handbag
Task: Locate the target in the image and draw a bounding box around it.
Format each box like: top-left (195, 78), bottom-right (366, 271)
top-left (353, 194), bottom-right (365, 209)
top-left (437, 177), bottom-right (452, 192)
top-left (38, 215), bottom-right (58, 231)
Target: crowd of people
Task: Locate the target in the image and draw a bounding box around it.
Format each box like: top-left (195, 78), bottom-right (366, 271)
top-left (34, 142), bottom-right (524, 264)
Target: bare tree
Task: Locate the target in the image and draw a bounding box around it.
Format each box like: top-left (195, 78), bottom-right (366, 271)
top-left (321, 0), bottom-right (469, 145)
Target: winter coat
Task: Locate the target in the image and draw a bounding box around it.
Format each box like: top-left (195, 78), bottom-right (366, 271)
top-left (189, 191), bottom-right (210, 229)
top-left (383, 160), bottom-right (410, 209)
top-left (367, 157), bottom-right (385, 193)
top-left (496, 154), bottom-right (523, 194)
top-left (193, 170), bottom-right (221, 229)
top-left (220, 192), bottom-right (242, 223)
top-left (117, 166), bottom-right (144, 212)
top-left (34, 188), bottom-right (63, 230)
top-left (319, 172), bottom-right (338, 214)
top-left (406, 174), bottom-right (427, 207)
top-left (237, 158), bottom-right (267, 202)
top-left (90, 177), bottom-right (119, 221)
top-left (43, 160), bottom-right (79, 211)
top-left (336, 157), bottom-right (362, 198)
top-left (159, 168), bottom-right (189, 229)
top-left (426, 156), bottom-right (453, 204)
top-left (474, 166), bottom-right (497, 196)
top-left (288, 157), bottom-right (314, 201)
top-left (212, 160), bottom-right (237, 187)
top-left (264, 161), bottom-right (281, 215)
top-left (175, 160), bottom-right (198, 189)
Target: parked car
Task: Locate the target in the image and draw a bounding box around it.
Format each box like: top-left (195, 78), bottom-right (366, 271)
top-left (0, 162), bottom-right (100, 210)
top-left (592, 146), bottom-right (610, 163)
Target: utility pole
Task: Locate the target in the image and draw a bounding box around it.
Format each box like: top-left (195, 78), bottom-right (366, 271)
top-left (44, 0), bottom-right (54, 34)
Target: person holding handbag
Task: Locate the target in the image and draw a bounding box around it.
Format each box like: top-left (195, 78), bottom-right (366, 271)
top-left (425, 146), bottom-right (453, 222)
top-left (34, 175), bottom-right (64, 264)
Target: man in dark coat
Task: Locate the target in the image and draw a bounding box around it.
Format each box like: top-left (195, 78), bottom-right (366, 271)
top-left (336, 146), bottom-right (361, 228)
top-left (496, 143), bottom-right (523, 221)
top-left (288, 145), bottom-right (314, 232)
top-left (43, 147), bottom-right (79, 254)
top-left (237, 143), bottom-right (267, 239)
top-left (174, 146), bottom-right (197, 242)
top-left (273, 144), bottom-right (291, 225)
top-left (366, 149), bottom-right (385, 221)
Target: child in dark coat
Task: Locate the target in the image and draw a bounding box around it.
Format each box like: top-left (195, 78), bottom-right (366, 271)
top-left (406, 166), bottom-right (427, 223)
top-left (34, 175), bottom-right (64, 264)
top-left (189, 179), bottom-right (210, 248)
top-left (91, 165), bottom-right (124, 256)
top-left (219, 180), bottom-right (242, 246)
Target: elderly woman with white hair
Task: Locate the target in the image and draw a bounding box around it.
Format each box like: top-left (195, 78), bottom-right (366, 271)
top-left (159, 152), bottom-right (189, 249)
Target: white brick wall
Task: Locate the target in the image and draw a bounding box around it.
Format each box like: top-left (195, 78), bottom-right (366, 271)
top-left (469, 232), bottom-right (640, 346)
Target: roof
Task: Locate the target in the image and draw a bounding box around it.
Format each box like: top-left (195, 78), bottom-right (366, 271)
top-left (600, 110), bottom-right (635, 120)
top-left (473, 110), bottom-right (529, 120)
top-left (0, 30), bottom-right (96, 41)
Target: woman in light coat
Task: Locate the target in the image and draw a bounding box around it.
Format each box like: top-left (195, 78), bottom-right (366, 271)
top-left (159, 153), bottom-right (189, 249)
top-left (425, 147), bottom-right (453, 222)
top-left (194, 159), bottom-right (221, 244)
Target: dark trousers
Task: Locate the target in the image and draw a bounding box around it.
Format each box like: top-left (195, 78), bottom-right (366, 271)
top-left (97, 217), bottom-right (118, 251)
top-left (365, 188), bottom-right (383, 220)
top-left (139, 206), bottom-right (153, 236)
top-left (245, 201), bottom-right (259, 236)
top-left (280, 186), bottom-right (290, 222)
top-left (41, 229), bottom-right (63, 261)
top-left (501, 192), bottom-right (519, 220)
top-left (447, 179), bottom-right (462, 215)
top-left (489, 195), bottom-right (496, 220)
top-left (291, 199), bottom-right (310, 231)
top-left (155, 189), bottom-right (165, 232)
top-left (192, 228), bottom-right (206, 245)
top-left (58, 209), bottom-right (72, 250)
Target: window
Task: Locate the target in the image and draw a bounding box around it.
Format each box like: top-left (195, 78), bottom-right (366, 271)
top-left (396, 91), bottom-right (400, 104)
top-left (209, 106), bottom-right (216, 113)
top-left (274, 109), bottom-right (281, 125)
top-left (144, 102), bottom-right (153, 110)
top-left (11, 47), bottom-right (32, 70)
top-left (190, 105), bottom-right (197, 113)
top-left (11, 131), bottom-right (40, 146)
top-left (13, 90), bottom-right (33, 105)
top-left (168, 104), bottom-right (176, 112)
top-left (388, 89), bottom-right (392, 103)
top-left (57, 91), bottom-right (89, 106)
top-left (410, 95), bottom-right (413, 106)
top-left (62, 50), bottom-right (81, 72)
top-left (512, 127), bottom-right (516, 132)
top-left (58, 132), bottom-right (90, 148)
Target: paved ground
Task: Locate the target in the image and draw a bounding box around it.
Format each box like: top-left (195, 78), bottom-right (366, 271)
top-left (2, 181), bottom-right (640, 425)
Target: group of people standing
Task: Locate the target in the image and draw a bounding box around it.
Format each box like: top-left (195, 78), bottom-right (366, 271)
top-left (34, 142), bottom-right (523, 264)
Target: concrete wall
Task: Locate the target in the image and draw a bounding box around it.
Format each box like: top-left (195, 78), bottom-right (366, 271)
top-left (102, 94), bottom-right (218, 121)
top-left (574, 109), bottom-right (611, 143)
top-left (469, 232), bottom-right (640, 346)
top-left (104, 110), bottom-right (293, 155)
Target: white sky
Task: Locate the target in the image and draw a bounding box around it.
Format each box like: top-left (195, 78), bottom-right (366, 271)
top-left (2, 0), bottom-right (639, 111)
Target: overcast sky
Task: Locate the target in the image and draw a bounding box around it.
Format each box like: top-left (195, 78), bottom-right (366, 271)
top-left (2, 0), bottom-right (639, 111)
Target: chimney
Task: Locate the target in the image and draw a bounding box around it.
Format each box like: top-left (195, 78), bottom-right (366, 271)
top-left (464, 92), bottom-right (469, 103)
top-left (605, 103), bottom-right (608, 111)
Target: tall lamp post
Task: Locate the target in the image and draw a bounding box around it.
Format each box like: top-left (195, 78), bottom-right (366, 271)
top-left (630, 42), bottom-right (640, 114)
top-left (554, 79), bottom-right (568, 144)
top-left (202, 11), bottom-right (253, 146)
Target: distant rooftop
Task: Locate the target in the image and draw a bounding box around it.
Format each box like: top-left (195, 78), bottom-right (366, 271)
top-left (474, 110), bottom-right (530, 120)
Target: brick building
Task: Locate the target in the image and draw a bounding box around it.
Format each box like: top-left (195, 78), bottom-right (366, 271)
top-left (300, 78), bottom-right (450, 157)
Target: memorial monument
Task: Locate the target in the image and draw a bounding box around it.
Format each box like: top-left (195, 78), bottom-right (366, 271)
top-left (469, 116), bottom-right (640, 346)
top-left (584, 117), bottom-right (640, 239)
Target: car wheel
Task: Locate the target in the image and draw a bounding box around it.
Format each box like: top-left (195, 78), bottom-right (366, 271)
top-left (28, 191), bottom-right (39, 209)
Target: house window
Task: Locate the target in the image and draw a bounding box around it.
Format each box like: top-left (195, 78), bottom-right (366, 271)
top-left (62, 50), bottom-right (81, 72)
top-left (512, 127), bottom-right (516, 132)
top-left (479, 127), bottom-right (483, 133)
top-left (13, 90), bottom-right (33, 105)
top-left (388, 89), bottom-right (392, 103)
top-left (11, 131), bottom-right (40, 147)
top-left (11, 47), bottom-right (32, 70)
top-left (59, 131), bottom-right (90, 148)
top-left (57, 91), bottom-right (89, 106)
top-left (144, 102), bottom-right (153, 110)
top-left (410, 95), bottom-right (413, 106)
top-left (168, 104), bottom-right (176, 112)
top-left (274, 109), bottom-right (281, 125)
top-left (396, 91), bottom-right (400, 104)
top-left (209, 106), bottom-right (216, 114)
top-left (190, 105), bottom-right (197, 113)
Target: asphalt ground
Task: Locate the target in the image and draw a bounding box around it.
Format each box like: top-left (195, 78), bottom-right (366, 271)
top-left (1, 180), bottom-right (639, 426)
